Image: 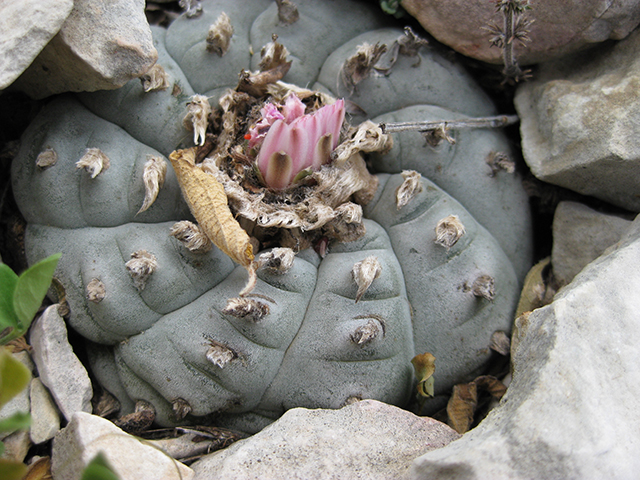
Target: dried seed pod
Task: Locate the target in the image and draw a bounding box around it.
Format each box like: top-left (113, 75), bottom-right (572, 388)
top-left (258, 248), bottom-right (295, 274)
top-left (172, 398), bottom-right (192, 420)
top-left (223, 297), bottom-right (270, 322)
top-left (36, 147), bottom-right (57, 169)
top-left (340, 42), bottom-right (387, 93)
top-left (138, 155), bottom-right (168, 214)
top-left (352, 256), bottom-right (382, 303)
top-left (114, 400), bottom-right (156, 433)
top-left (350, 316), bottom-right (385, 345)
top-left (396, 170), bottom-right (423, 209)
top-left (169, 220), bottom-right (213, 253)
top-left (486, 151), bottom-right (516, 176)
top-left (206, 12), bottom-right (233, 56)
top-left (205, 340), bottom-right (237, 368)
top-left (76, 148), bottom-right (110, 178)
top-left (125, 250), bottom-right (157, 292)
top-left (183, 95), bottom-right (211, 146)
top-left (86, 278), bottom-right (106, 303)
top-left (490, 331), bottom-right (511, 356)
top-left (140, 64), bottom-right (170, 92)
top-left (259, 34), bottom-right (289, 71)
top-left (275, 0), bottom-right (299, 24)
top-left (435, 214), bottom-right (466, 249)
top-left (169, 148), bottom-right (256, 295)
top-left (469, 274), bottom-right (495, 301)
top-left (411, 352), bottom-right (436, 398)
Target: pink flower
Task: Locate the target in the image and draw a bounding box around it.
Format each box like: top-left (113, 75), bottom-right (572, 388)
top-left (256, 98), bottom-right (345, 189)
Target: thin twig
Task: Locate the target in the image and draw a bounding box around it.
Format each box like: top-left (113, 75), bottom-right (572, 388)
top-left (379, 114), bottom-right (519, 134)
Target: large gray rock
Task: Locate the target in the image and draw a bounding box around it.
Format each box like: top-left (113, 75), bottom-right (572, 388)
top-left (515, 28), bottom-right (640, 211)
top-left (29, 305), bottom-right (93, 422)
top-left (10, 0), bottom-right (157, 98)
top-left (52, 411), bottom-right (195, 480)
top-left (192, 400), bottom-right (460, 480)
top-left (0, 0), bottom-right (74, 89)
top-left (410, 213), bottom-right (640, 479)
top-left (400, 0), bottom-right (640, 66)
top-left (552, 201), bottom-right (632, 286)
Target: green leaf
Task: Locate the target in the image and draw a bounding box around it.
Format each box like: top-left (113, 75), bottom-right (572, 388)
top-left (0, 411), bottom-right (31, 433)
top-left (13, 253), bottom-right (61, 331)
top-left (0, 264), bottom-right (19, 339)
top-left (0, 458), bottom-right (28, 480)
top-left (0, 348), bottom-right (31, 409)
top-left (81, 453), bottom-right (121, 480)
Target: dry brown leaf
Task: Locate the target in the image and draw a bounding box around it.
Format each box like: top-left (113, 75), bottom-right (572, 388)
top-left (24, 456), bottom-right (52, 480)
top-left (447, 382), bottom-right (478, 434)
top-left (474, 375), bottom-right (507, 400)
top-left (170, 148), bottom-right (254, 270)
top-left (411, 352), bottom-right (436, 398)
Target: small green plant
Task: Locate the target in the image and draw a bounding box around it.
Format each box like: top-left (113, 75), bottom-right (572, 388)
top-left (81, 453), bottom-right (121, 480)
top-left (0, 253), bottom-right (60, 478)
top-left (0, 253), bottom-right (61, 345)
top-left (0, 347), bottom-right (32, 480)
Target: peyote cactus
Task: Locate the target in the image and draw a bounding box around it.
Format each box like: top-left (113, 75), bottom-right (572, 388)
top-left (11, 0), bottom-right (532, 431)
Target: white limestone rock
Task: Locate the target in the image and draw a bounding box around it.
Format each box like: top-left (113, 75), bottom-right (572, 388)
top-left (515, 28), bottom-right (640, 211)
top-left (410, 213), bottom-right (640, 479)
top-left (10, 0), bottom-right (157, 98)
top-left (0, 0), bottom-right (74, 89)
top-left (552, 201), bottom-right (633, 286)
top-left (29, 305), bottom-right (93, 422)
top-left (191, 399), bottom-right (460, 480)
top-left (29, 377), bottom-right (61, 445)
top-left (52, 411), bottom-right (195, 480)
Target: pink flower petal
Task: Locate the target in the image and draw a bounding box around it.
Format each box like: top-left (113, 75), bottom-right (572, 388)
top-left (282, 93), bottom-right (306, 123)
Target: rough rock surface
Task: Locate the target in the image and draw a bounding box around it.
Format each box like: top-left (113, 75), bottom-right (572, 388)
top-left (400, 0), bottom-right (640, 65)
top-left (0, 0), bottom-right (74, 89)
top-left (552, 201), bottom-right (632, 286)
top-left (11, 0), bottom-right (157, 98)
top-left (515, 28), bottom-right (640, 211)
top-left (191, 400), bottom-right (460, 480)
top-left (52, 411), bottom-right (195, 480)
top-left (29, 377), bottom-right (61, 445)
top-left (410, 213), bottom-right (640, 479)
top-left (29, 305), bottom-right (93, 422)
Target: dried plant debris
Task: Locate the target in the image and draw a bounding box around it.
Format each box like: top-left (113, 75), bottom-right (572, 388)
top-left (170, 220), bottom-right (213, 253)
top-left (350, 315), bottom-right (385, 345)
top-left (125, 250), bottom-right (157, 291)
top-left (467, 274), bottom-right (496, 301)
top-left (486, 151), bottom-right (515, 176)
top-left (435, 215), bottom-right (466, 249)
top-left (257, 247), bottom-right (295, 274)
top-left (490, 330), bottom-right (511, 356)
top-left (86, 278), bottom-right (106, 303)
top-left (395, 170), bottom-right (422, 209)
top-left (206, 12), bottom-right (233, 56)
top-left (223, 297), bottom-right (270, 322)
top-left (76, 148), bottom-right (110, 178)
top-left (36, 147), bottom-right (57, 169)
top-left (114, 400), bottom-right (156, 433)
top-left (485, 0), bottom-right (534, 82)
top-left (515, 256), bottom-right (557, 317)
top-left (374, 26), bottom-right (429, 73)
top-left (140, 64), bottom-right (170, 92)
top-left (138, 155), bottom-right (168, 214)
top-left (340, 42), bottom-right (387, 93)
top-left (352, 256), bottom-right (382, 302)
top-left (183, 95), bottom-right (212, 146)
top-left (179, 0), bottom-right (202, 18)
top-left (447, 375), bottom-right (507, 434)
top-left (205, 339), bottom-right (238, 368)
top-left (172, 398), bottom-right (192, 420)
top-left (259, 34), bottom-right (290, 71)
top-left (275, 0), bottom-right (299, 24)
top-left (411, 352), bottom-right (436, 398)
